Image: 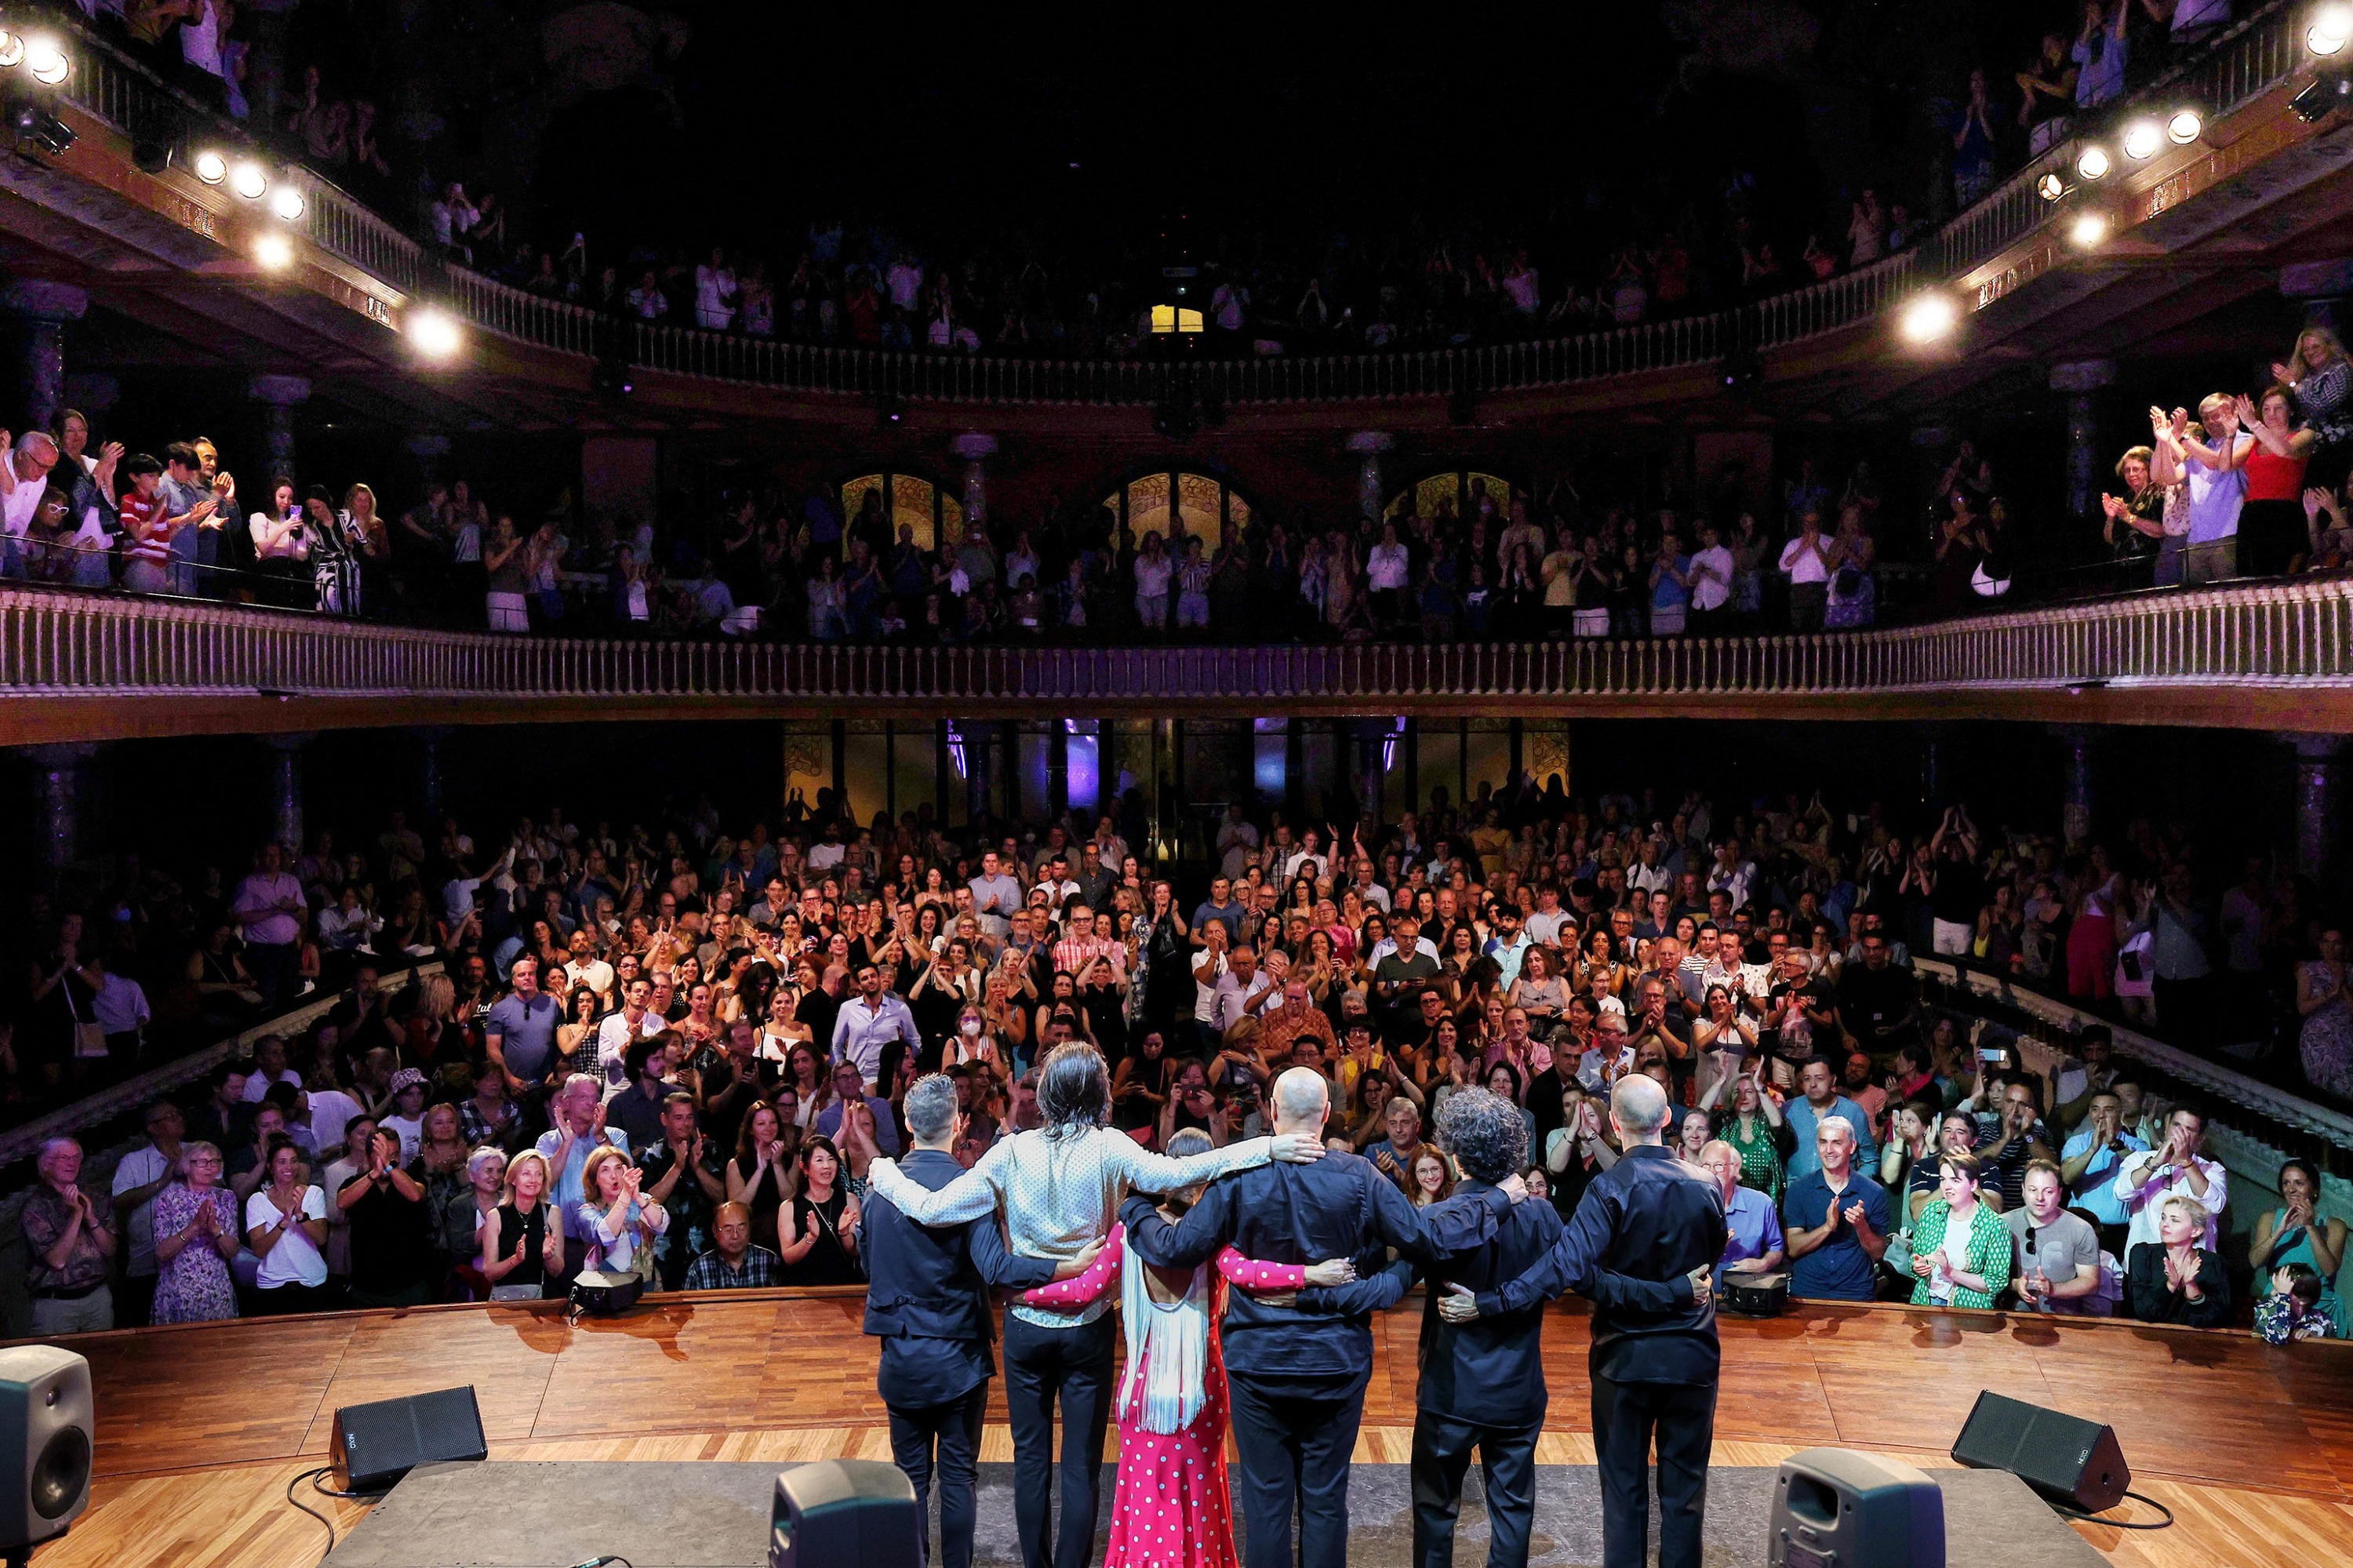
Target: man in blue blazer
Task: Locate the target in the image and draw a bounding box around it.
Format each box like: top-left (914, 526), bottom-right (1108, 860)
top-left (860, 1075), bottom-right (1094, 1568)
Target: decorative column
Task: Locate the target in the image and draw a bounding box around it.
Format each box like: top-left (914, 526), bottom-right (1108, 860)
top-left (2, 282), bottom-right (88, 434)
top-left (1910, 420), bottom-right (1957, 515)
top-left (29, 743), bottom-right (98, 889)
top-left (2293, 734), bottom-right (2345, 883)
top-left (2281, 258), bottom-right (2353, 338)
top-left (1918, 725), bottom-right (1944, 809)
top-left (262, 733), bottom-right (314, 853)
top-left (249, 374), bottom-right (311, 485)
top-left (951, 433), bottom-right (996, 544)
top-left (2054, 725), bottom-right (2096, 852)
top-left (2049, 360), bottom-right (2116, 527)
top-left (415, 726), bottom-right (447, 818)
top-left (1346, 431), bottom-right (1394, 526)
top-left (404, 431), bottom-right (452, 491)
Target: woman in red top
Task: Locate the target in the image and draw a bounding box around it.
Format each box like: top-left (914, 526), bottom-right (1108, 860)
top-left (2235, 387), bottom-right (2315, 576)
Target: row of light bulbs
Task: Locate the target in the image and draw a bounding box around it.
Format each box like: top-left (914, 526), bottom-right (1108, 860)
top-left (2038, 107), bottom-right (2203, 202)
top-left (2312, 2), bottom-right (2353, 55)
top-left (0, 30), bottom-right (70, 85)
top-left (191, 152), bottom-right (460, 357)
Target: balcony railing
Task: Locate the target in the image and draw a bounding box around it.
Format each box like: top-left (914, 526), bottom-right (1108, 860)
top-left (4, 577), bottom-right (2351, 709)
top-left (37, 2), bottom-right (2309, 406)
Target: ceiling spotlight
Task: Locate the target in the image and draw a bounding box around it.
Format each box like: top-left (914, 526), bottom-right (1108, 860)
top-left (192, 149), bottom-right (225, 184)
top-left (2312, 3), bottom-right (2353, 53)
top-left (0, 31), bottom-right (23, 69)
top-left (1898, 293), bottom-right (1960, 344)
top-left (2076, 144), bottom-right (2111, 180)
top-left (253, 232), bottom-right (293, 271)
top-left (2167, 108), bottom-right (2203, 144)
top-left (2069, 210), bottom-right (2111, 248)
top-left (2036, 172), bottom-right (2067, 202)
top-left (23, 38), bottom-right (65, 85)
top-left (407, 307), bottom-right (462, 358)
top-left (269, 183), bottom-right (304, 221)
top-left (2121, 119), bottom-right (2163, 159)
top-left (229, 161), bottom-right (266, 200)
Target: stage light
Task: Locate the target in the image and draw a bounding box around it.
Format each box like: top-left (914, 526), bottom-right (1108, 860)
top-left (229, 161), bottom-right (265, 200)
top-left (2167, 108), bottom-right (2203, 144)
top-left (2311, 3), bottom-right (2353, 53)
top-left (253, 232), bottom-right (293, 271)
top-left (1899, 293), bottom-right (1959, 344)
top-left (269, 183), bottom-right (304, 221)
top-left (192, 149), bottom-right (225, 184)
top-left (2121, 119), bottom-right (2162, 160)
top-left (407, 307), bottom-right (462, 358)
top-left (2036, 173), bottom-right (2067, 202)
top-left (2068, 211), bottom-right (2110, 248)
top-left (0, 32), bottom-right (24, 69)
top-left (23, 38), bottom-right (64, 85)
top-left (2076, 145), bottom-right (2110, 180)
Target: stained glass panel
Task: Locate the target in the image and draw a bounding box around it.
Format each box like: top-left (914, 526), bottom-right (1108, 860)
top-left (1176, 472), bottom-right (1223, 543)
top-left (1126, 472), bottom-right (1173, 541)
top-left (891, 475), bottom-right (937, 548)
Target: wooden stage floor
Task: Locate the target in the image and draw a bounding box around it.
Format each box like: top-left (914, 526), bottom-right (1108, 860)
top-left (22, 1288), bottom-right (2353, 1568)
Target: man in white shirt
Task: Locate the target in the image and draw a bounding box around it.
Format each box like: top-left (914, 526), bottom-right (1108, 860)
top-left (1688, 521), bottom-right (1736, 630)
top-left (831, 962), bottom-right (924, 1089)
top-left (1777, 511), bottom-right (1834, 631)
top-left (2110, 1104), bottom-right (2226, 1252)
top-left (1526, 886), bottom-right (1572, 948)
top-left (1209, 945), bottom-right (1276, 1036)
top-left (595, 977), bottom-right (667, 1094)
top-left (229, 841), bottom-right (307, 1010)
top-left (561, 928), bottom-right (616, 1005)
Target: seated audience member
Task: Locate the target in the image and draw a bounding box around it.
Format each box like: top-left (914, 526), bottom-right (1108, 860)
top-left (22, 1138), bottom-right (117, 1334)
top-left (2257, 1266), bottom-right (2340, 1344)
top-left (149, 1141), bottom-right (241, 1324)
top-left (245, 1138), bottom-right (333, 1314)
top-left (481, 1149), bottom-right (566, 1298)
top-left (2111, 1105), bottom-right (2225, 1253)
top-left (2127, 1194), bottom-right (2230, 1327)
top-left (445, 1146), bottom-right (508, 1299)
top-left (2249, 1157), bottom-right (2348, 1337)
top-left (2060, 1089), bottom-right (2146, 1254)
top-left (1783, 1119), bottom-right (1889, 1302)
top-left (2006, 1160), bottom-right (2108, 1315)
top-left (685, 1200), bottom-right (784, 1289)
top-left (1700, 1140), bottom-right (1784, 1286)
top-left (336, 1124), bottom-right (435, 1308)
top-left (576, 1145), bottom-right (669, 1282)
top-left (1904, 1152), bottom-right (2010, 1310)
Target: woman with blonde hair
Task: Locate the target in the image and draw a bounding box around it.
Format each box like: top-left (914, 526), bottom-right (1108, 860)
top-left (482, 1148), bottom-right (565, 1297)
top-left (2276, 323), bottom-right (2353, 489)
top-left (339, 482), bottom-right (387, 614)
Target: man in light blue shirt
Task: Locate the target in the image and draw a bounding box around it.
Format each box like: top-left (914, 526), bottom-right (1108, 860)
top-left (534, 1074), bottom-right (627, 1245)
top-left (831, 962), bottom-right (923, 1089)
top-left (2060, 1089), bottom-right (2147, 1230)
top-left (1784, 1058), bottom-right (1877, 1182)
top-left (1482, 907), bottom-right (1533, 990)
top-left (966, 852), bottom-right (1022, 942)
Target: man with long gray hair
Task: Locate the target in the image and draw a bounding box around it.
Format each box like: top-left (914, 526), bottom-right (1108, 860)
top-left (860, 1073), bottom-right (1098, 1568)
top-left (863, 1044), bottom-right (1326, 1568)
top-left (1439, 1075), bottom-right (1726, 1568)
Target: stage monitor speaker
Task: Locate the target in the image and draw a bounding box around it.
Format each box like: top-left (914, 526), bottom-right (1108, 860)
top-left (769, 1457), bottom-right (918, 1568)
top-left (0, 1347), bottom-right (91, 1555)
top-left (1950, 1389), bottom-right (2127, 1514)
top-left (1767, 1447), bottom-right (1944, 1568)
top-left (329, 1385), bottom-right (487, 1493)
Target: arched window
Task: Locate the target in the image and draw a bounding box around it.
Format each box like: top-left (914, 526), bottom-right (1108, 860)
top-left (1385, 470), bottom-right (1515, 525)
top-left (1098, 470), bottom-right (1254, 546)
top-left (842, 471), bottom-right (966, 552)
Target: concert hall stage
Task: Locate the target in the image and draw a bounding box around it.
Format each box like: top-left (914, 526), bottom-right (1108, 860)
top-left (24, 1288), bottom-right (2353, 1568)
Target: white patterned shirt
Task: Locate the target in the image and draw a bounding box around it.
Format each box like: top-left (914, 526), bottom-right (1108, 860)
top-left (865, 1128), bottom-right (1277, 1329)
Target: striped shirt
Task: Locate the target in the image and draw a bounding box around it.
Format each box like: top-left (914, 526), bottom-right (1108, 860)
top-left (864, 1127), bottom-right (1277, 1330)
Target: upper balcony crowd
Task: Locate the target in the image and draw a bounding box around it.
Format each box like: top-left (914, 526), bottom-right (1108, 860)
top-left (1, 318), bottom-right (2347, 640)
top-left (65, 0), bottom-right (2264, 362)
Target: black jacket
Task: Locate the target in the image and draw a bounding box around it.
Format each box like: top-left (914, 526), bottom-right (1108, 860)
top-left (1475, 1143), bottom-right (1726, 1386)
top-left (861, 1148), bottom-right (1057, 1406)
top-left (1120, 1148), bottom-right (1507, 1393)
top-left (2126, 1242), bottom-right (2231, 1328)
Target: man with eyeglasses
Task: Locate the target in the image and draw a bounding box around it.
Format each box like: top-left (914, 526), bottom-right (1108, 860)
top-left (108, 1101), bottom-right (185, 1326)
